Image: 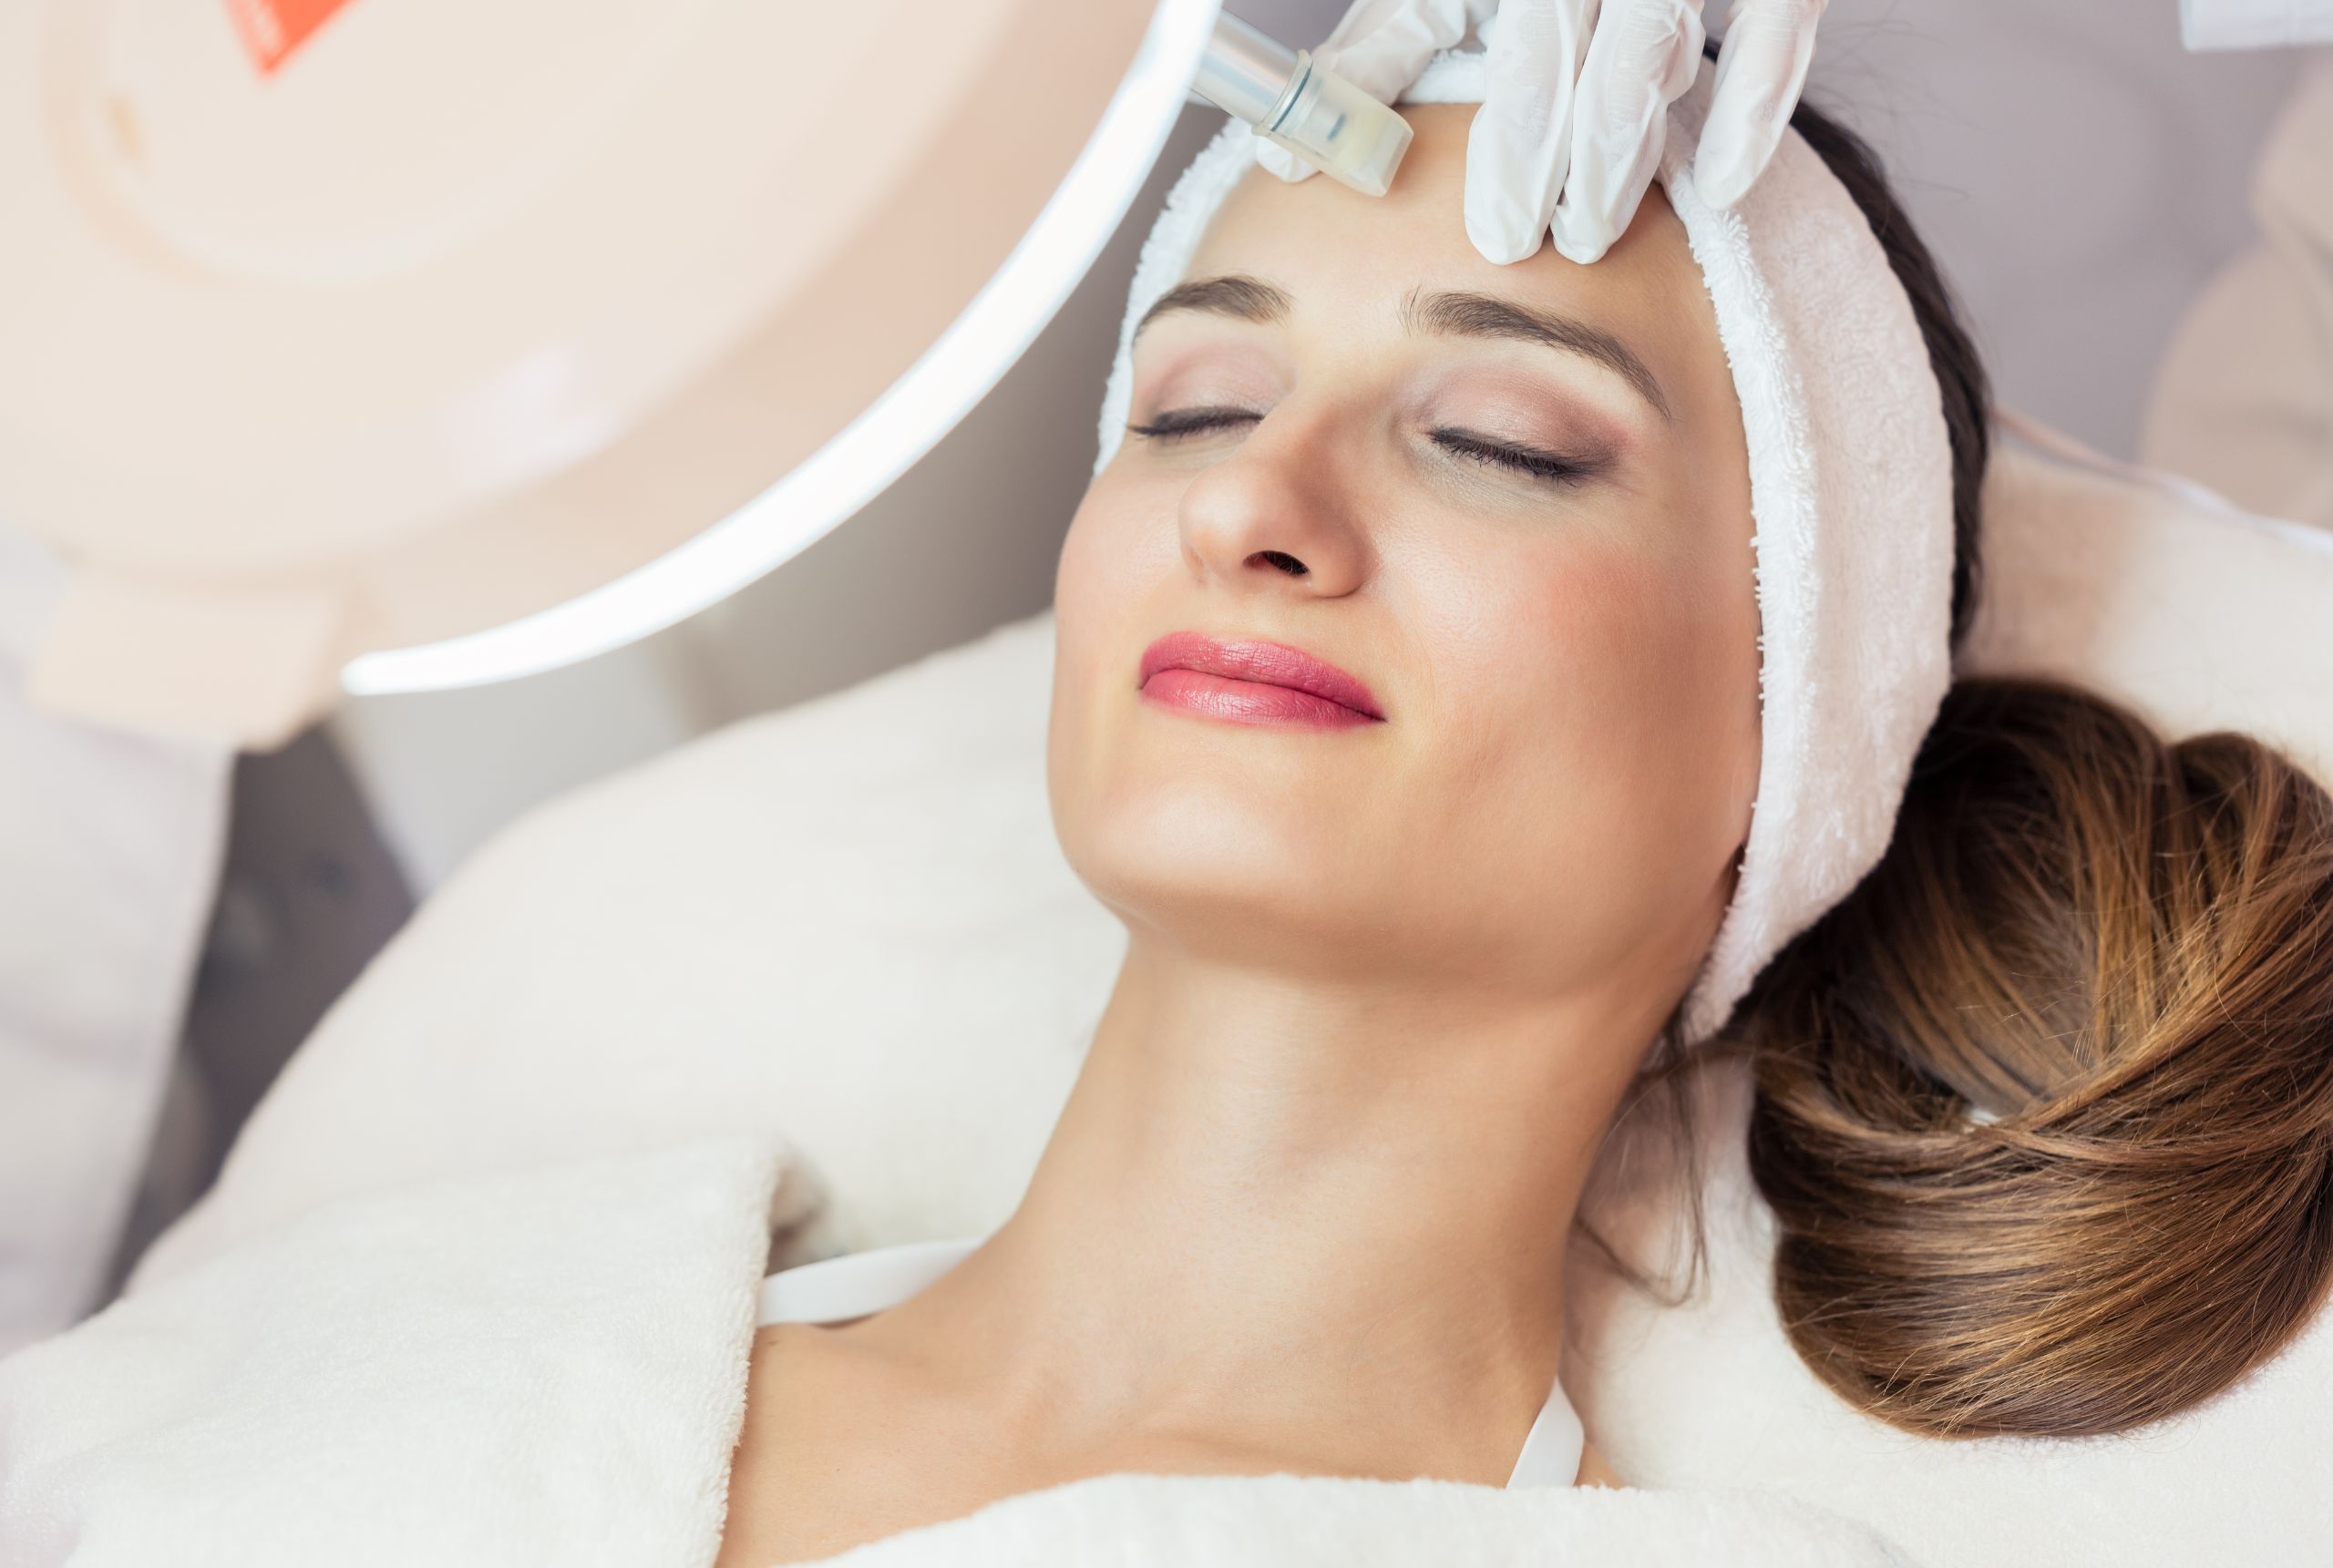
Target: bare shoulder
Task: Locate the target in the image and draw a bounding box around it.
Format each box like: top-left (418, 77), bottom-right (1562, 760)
top-left (717, 1324), bottom-right (879, 1568)
top-left (718, 1328), bottom-right (1631, 1562)
top-left (715, 1321), bottom-right (986, 1568)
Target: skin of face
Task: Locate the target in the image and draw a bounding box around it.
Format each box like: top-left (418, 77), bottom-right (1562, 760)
top-left (1048, 102), bottom-right (1762, 1030)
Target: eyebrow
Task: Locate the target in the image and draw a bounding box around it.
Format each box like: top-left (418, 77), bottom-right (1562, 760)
top-left (1134, 274), bottom-right (1292, 338)
top-left (1134, 272), bottom-right (1672, 423)
top-left (1403, 288), bottom-right (1671, 421)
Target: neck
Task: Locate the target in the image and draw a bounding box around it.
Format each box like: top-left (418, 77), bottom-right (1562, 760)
top-left (873, 936), bottom-right (1656, 1484)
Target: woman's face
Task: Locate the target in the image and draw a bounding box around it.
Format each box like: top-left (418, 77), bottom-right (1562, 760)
top-left (1049, 104), bottom-right (1760, 1020)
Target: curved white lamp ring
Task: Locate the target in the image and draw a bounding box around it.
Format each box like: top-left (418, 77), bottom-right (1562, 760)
top-left (343, 0), bottom-right (1223, 696)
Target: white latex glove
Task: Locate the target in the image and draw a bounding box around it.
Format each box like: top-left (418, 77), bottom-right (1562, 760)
top-left (1255, 0), bottom-right (1827, 265)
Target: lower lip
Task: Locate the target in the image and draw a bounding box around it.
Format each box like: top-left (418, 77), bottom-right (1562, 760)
top-left (1139, 669), bottom-right (1381, 729)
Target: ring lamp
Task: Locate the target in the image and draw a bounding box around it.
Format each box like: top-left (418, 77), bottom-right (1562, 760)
top-left (0, 2), bottom-right (1403, 747)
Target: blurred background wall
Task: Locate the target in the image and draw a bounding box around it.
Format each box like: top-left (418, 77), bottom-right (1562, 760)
top-left (135, 0), bottom-right (2309, 1275)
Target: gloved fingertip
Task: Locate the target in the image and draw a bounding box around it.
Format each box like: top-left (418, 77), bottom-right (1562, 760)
top-left (1465, 210), bottom-right (1544, 266)
top-left (1464, 144), bottom-right (1560, 266)
top-left (1692, 146), bottom-right (1757, 210)
top-left (1322, 38), bottom-right (1443, 108)
top-left (1550, 230), bottom-right (1613, 266)
top-left (1547, 193), bottom-right (1627, 266)
top-left (1694, 168), bottom-right (1742, 210)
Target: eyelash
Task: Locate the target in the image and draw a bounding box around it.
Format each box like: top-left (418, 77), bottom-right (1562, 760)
top-left (1126, 407), bottom-right (1597, 486)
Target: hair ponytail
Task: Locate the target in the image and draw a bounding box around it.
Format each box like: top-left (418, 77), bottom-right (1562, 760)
top-left (1741, 680), bottom-right (2333, 1436)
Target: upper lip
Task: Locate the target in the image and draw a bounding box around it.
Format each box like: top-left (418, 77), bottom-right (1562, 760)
top-left (1137, 631), bottom-right (1385, 721)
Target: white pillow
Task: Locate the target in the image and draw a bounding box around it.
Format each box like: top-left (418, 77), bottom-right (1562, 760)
top-left (138, 427), bottom-right (2333, 1567)
top-left (1964, 416), bottom-right (2332, 777)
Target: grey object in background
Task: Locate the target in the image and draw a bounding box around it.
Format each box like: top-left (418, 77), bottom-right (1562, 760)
top-left (1811, 1), bottom-right (2297, 463)
top-left (2142, 53), bottom-right (2333, 529)
top-left (109, 730), bottom-right (415, 1296)
top-left (0, 523), bottom-right (230, 1353)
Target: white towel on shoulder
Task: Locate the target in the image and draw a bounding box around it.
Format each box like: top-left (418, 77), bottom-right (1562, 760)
top-left (0, 1139), bottom-right (1911, 1567)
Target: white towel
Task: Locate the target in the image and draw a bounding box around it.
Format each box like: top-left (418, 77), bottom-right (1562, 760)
top-left (1094, 54), bottom-right (1957, 1045)
top-left (0, 1140), bottom-right (802, 1568)
top-left (0, 1138), bottom-right (1911, 1567)
top-left (806, 1470), bottom-right (1912, 1566)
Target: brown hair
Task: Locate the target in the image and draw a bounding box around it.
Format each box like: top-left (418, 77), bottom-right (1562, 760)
top-left (1607, 67), bottom-right (2333, 1441)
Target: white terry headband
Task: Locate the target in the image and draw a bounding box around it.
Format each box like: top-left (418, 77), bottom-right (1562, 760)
top-left (1094, 52), bottom-right (1957, 1046)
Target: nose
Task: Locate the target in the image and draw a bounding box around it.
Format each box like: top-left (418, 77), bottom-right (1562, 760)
top-left (1175, 412), bottom-right (1373, 599)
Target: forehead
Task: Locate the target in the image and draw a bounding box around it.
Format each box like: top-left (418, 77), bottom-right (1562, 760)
top-left (1184, 103), bottom-right (1716, 376)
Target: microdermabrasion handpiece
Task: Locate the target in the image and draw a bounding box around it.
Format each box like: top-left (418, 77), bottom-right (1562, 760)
top-left (1193, 13), bottom-right (1414, 199)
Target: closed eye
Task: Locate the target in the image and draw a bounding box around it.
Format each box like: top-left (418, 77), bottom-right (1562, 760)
top-left (1127, 405), bottom-right (1262, 440)
top-left (1430, 427), bottom-right (1601, 485)
top-left (1129, 410), bottom-right (1601, 487)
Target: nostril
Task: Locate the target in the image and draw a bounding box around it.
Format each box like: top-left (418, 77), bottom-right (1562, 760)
top-left (1255, 550), bottom-right (1309, 577)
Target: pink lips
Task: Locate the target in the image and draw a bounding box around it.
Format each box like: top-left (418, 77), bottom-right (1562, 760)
top-left (1137, 630), bottom-right (1385, 729)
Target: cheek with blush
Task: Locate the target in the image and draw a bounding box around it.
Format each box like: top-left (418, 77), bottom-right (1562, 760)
top-left (1440, 531), bottom-right (1688, 744)
top-left (1055, 484), bottom-right (1161, 695)
top-left (1557, 538), bottom-right (1759, 882)
top-left (1048, 485), bottom-right (1139, 827)
top-left (1053, 471), bottom-right (1180, 653)
top-left (1416, 531), bottom-right (1755, 960)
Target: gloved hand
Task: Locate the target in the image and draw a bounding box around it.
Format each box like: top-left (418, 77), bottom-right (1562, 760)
top-left (1254, 0), bottom-right (1827, 265)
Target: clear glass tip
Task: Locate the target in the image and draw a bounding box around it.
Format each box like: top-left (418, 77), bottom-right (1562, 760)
top-left (1193, 15), bottom-right (1413, 199)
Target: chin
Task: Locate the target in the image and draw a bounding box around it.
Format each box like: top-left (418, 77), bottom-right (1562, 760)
top-left (1056, 767), bottom-right (1366, 961)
